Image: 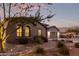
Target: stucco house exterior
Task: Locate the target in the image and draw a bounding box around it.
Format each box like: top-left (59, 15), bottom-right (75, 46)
top-left (6, 17), bottom-right (47, 43)
top-left (0, 17), bottom-right (59, 44)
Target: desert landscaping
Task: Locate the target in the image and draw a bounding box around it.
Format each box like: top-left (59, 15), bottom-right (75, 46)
top-left (0, 3), bottom-right (79, 56)
top-left (0, 40), bottom-right (79, 56)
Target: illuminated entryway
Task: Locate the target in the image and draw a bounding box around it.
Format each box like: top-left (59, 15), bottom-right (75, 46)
top-left (47, 26), bottom-right (59, 40)
top-left (47, 31), bottom-right (58, 40)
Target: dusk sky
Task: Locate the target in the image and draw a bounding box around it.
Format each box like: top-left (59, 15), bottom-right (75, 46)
top-left (0, 3), bottom-right (79, 28)
top-left (47, 3), bottom-right (79, 27)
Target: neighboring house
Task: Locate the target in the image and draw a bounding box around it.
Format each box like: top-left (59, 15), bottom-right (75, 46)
top-left (6, 17), bottom-right (47, 43)
top-left (47, 26), bottom-right (60, 40)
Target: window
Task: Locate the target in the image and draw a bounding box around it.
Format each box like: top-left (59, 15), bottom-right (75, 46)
top-left (38, 29), bottom-right (42, 36)
top-left (17, 26), bottom-right (22, 37)
top-left (25, 26), bottom-right (30, 37)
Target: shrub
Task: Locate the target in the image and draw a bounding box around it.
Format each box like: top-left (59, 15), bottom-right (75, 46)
top-left (35, 46), bottom-right (45, 55)
top-left (75, 43), bottom-right (79, 48)
top-left (61, 40), bottom-right (65, 42)
top-left (58, 46), bottom-right (69, 56)
top-left (57, 41), bottom-right (64, 48)
top-left (33, 36), bottom-right (47, 44)
top-left (57, 41), bottom-right (69, 56)
top-left (33, 36), bottom-right (43, 44)
top-left (41, 36), bottom-right (48, 42)
top-left (18, 37), bottom-right (29, 44)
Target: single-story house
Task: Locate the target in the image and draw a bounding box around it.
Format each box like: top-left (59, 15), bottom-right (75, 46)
top-left (5, 17), bottom-right (47, 43)
top-left (47, 26), bottom-right (60, 40)
top-left (0, 17), bottom-right (59, 44)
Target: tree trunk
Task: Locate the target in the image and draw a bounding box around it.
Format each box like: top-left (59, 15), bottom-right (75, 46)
top-left (3, 3), bottom-right (6, 19)
top-left (0, 39), bottom-right (4, 52)
top-left (9, 3), bottom-right (11, 19)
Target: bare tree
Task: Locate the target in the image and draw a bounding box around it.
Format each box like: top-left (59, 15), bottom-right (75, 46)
top-left (9, 3), bottom-right (11, 18)
top-left (0, 3), bottom-right (55, 52)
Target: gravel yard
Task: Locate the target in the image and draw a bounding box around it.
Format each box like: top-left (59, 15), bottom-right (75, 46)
top-left (0, 40), bottom-right (79, 56)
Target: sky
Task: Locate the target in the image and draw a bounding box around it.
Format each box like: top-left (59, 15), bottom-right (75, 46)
top-left (46, 3), bottom-right (79, 27)
top-left (0, 3), bottom-right (79, 28)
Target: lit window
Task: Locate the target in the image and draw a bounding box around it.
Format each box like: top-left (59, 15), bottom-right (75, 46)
top-left (17, 26), bottom-right (22, 37)
top-left (25, 26), bottom-right (30, 37)
top-left (38, 29), bottom-right (42, 36)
